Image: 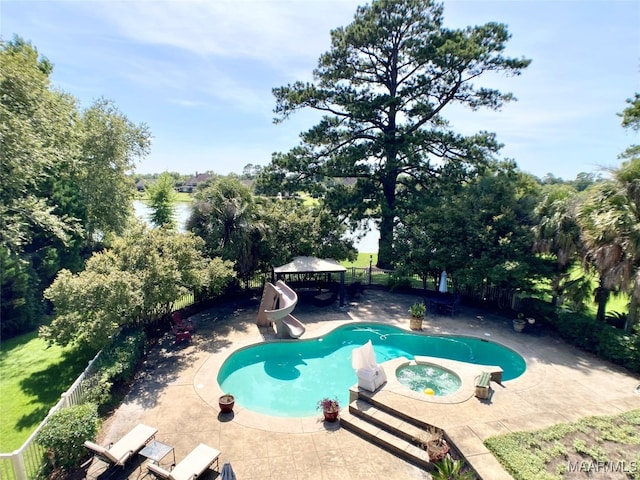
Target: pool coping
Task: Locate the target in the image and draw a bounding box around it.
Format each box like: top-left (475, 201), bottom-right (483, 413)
top-left (382, 356), bottom-right (502, 405)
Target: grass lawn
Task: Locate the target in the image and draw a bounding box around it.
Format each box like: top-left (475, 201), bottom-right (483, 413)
top-left (136, 191), bottom-right (193, 202)
top-left (341, 252), bottom-right (377, 268)
top-left (0, 332), bottom-right (96, 451)
top-left (485, 409), bottom-right (640, 479)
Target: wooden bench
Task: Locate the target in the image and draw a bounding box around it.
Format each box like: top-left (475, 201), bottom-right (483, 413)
top-left (475, 371), bottom-right (491, 399)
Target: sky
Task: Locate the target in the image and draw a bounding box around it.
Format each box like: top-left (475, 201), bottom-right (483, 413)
top-left (3, 0), bottom-right (639, 181)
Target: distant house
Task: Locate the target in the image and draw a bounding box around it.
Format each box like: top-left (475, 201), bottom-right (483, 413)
top-left (178, 172), bottom-right (212, 193)
top-left (135, 180), bottom-right (147, 191)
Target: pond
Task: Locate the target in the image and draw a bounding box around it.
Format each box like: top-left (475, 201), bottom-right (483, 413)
top-left (133, 200), bottom-right (191, 232)
top-left (132, 200), bottom-right (380, 252)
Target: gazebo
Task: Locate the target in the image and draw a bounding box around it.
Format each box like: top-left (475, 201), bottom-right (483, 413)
top-left (272, 256), bottom-right (346, 307)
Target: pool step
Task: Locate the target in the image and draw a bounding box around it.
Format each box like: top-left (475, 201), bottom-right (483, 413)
top-left (355, 388), bottom-right (435, 431)
top-left (340, 398), bottom-right (435, 470)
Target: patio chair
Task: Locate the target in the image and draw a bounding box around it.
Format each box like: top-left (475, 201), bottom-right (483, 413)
top-left (171, 324), bottom-right (192, 344)
top-left (147, 443), bottom-right (221, 480)
top-left (171, 312), bottom-right (195, 333)
top-left (84, 423), bottom-right (157, 467)
top-left (442, 294), bottom-right (460, 316)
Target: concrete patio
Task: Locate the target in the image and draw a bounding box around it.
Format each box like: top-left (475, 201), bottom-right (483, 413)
top-left (86, 289), bottom-right (640, 480)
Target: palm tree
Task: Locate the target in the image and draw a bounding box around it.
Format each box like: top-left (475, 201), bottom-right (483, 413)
top-left (532, 184), bottom-right (582, 306)
top-left (578, 160), bottom-right (640, 330)
top-left (610, 158), bottom-right (640, 331)
top-left (187, 178), bottom-right (264, 283)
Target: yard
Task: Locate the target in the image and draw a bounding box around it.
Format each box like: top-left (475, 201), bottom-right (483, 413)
top-left (486, 409), bottom-right (640, 479)
top-left (0, 332), bottom-right (96, 451)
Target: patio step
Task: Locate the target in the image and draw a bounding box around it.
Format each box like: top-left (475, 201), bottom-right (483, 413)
top-left (340, 391), bottom-right (489, 477)
top-left (340, 400), bottom-right (431, 470)
top-left (355, 388), bottom-right (435, 431)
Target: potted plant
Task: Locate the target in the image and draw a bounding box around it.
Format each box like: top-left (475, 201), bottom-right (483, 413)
top-left (416, 427), bottom-right (450, 462)
top-left (513, 313), bottom-right (527, 333)
top-left (317, 397), bottom-right (340, 422)
top-left (432, 456), bottom-right (475, 480)
top-left (409, 302), bottom-right (426, 330)
top-left (218, 393), bottom-right (235, 413)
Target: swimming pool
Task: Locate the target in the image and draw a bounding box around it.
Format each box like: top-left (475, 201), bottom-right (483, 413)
top-left (217, 322), bottom-right (526, 417)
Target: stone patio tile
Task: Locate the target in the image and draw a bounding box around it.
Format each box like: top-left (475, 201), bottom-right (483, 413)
top-left (93, 289), bottom-right (639, 480)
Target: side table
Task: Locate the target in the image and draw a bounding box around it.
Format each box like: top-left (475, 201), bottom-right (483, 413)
top-left (139, 439), bottom-right (175, 466)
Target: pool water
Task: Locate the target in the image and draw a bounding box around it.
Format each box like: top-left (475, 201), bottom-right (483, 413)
top-left (217, 323), bottom-right (526, 417)
top-left (395, 364), bottom-right (462, 396)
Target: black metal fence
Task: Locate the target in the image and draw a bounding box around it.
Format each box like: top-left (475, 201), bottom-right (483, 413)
top-left (180, 267), bottom-right (521, 313)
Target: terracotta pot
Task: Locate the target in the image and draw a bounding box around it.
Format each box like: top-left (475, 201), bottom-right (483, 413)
top-left (219, 394), bottom-right (235, 413)
top-left (323, 409), bottom-right (339, 422)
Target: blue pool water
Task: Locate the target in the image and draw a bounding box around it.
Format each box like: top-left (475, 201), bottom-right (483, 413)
top-left (217, 323), bottom-right (526, 417)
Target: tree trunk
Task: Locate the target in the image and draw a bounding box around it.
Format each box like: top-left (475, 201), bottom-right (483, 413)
top-left (377, 217), bottom-right (394, 269)
top-left (625, 293), bottom-right (639, 333)
top-left (377, 174), bottom-right (397, 269)
top-left (594, 281), bottom-right (609, 323)
top-left (550, 274), bottom-right (560, 307)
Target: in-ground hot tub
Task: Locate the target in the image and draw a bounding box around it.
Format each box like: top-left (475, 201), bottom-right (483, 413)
top-left (396, 362), bottom-right (462, 396)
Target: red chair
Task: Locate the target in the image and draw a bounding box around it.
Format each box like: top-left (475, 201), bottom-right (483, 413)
top-left (172, 312), bottom-right (195, 333)
top-left (172, 324), bottom-right (192, 344)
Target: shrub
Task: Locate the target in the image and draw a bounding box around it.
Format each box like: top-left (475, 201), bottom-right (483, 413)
top-left (518, 297), bottom-right (558, 326)
top-left (605, 311), bottom-right (628, 329)
top-left (81, 372), bottom-right (113, 407)
top-left (554, 310), bottom-right (606, 353)
top-left (36, 403), bottom-right (100, 469)
top-left (387, 274), bottom-right (413, 291)
top-left (546, 309), bottom-right (640, 374)
top-left (81, 328), bottom-right (146, 409)
top-left (598, 328), bottom-right (640, 372)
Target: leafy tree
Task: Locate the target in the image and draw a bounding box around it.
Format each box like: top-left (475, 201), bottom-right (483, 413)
top-left (619, 92), bottom-right (640, 132)
top-left (1, 37), bottom-right (152, 336)
top-left (0, 247), bottom-right (40, 337)
top-left (0, 36), bottom-right (81, 254)
top-left (187, 178), bottom-right (357, 282)
top-left (42, 222), bottom-right (235, 348)
top-left (77, 98), bottom-right (150, 243)
top-left (241, 163), bottom-right (263, 180)
top-left (257, 199), bottom-right (358, 267)
top-left (146, 171), bottom-right (178, 229)
top-left (263, 0), bottom-right (530, 268)
top-left (395, 161), bottom-right (540, 293)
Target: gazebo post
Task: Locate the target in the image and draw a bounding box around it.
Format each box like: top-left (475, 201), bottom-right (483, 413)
top-left (339, 271), bottom-right (345, 307)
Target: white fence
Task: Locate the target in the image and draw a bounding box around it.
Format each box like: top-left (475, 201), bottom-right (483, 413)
top-left (0, 351), bottom-right (102, 480)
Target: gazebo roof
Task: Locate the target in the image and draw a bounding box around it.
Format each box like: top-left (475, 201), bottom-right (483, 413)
top-left (273, 256), bottom-right (346, 274)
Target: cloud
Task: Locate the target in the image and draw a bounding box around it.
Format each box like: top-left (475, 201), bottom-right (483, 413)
top-left (62, 1), bottom-right (361, 114)
top-left (82, 1), bottom-right (358, 68)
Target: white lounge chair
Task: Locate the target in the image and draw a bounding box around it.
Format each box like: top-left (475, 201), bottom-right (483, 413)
top-left (147, 443), bottom-right (221, 480)
top-left (84, 423), bottom-right (157, 467)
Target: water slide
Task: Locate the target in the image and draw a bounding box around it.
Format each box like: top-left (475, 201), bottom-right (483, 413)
top-left (256, 280), bottom-right (306, 339)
